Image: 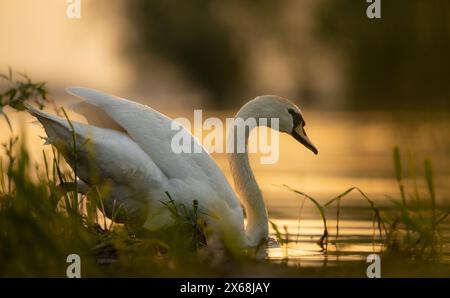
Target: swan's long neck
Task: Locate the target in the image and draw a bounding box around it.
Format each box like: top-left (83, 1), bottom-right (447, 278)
top-left (227, 108), bottom-right (269, 247)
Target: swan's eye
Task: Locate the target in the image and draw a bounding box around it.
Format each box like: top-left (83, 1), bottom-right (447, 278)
top-left (288, 108), bottom-right (304, 128)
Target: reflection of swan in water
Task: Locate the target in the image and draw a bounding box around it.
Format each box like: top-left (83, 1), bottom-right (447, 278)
top-left (27, 88), bottom-right (317, 248)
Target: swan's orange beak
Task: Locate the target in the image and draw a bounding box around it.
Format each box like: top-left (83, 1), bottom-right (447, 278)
top-left (292, 125), bottom-right (318, 155)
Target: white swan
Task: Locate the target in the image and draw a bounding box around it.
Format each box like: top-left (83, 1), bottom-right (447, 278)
top-left (27, 88), bottom-right (317, 248)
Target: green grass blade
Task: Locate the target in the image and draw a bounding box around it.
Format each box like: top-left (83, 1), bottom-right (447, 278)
top-left (280, 184), bottom-right (328, 250)
top-left (325, 187), bottom-right (387, 239)
top-left (424, 159), bottom-right (436, 225)
top-left (393, 146), bottom-right (406, 205)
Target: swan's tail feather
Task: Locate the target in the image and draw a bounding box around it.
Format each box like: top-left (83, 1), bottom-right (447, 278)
top-left (26, 104), bottom-right (74, 144)
top-left (25, 104), bottom-right (105, 188)
top-left (25, 104), bottom-right (92, 165)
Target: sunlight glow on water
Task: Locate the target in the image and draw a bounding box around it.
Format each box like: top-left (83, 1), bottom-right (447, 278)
top-left (267, 218), bottom-right (450, 266)
top-left (267, 219), bottom-right (385, 266)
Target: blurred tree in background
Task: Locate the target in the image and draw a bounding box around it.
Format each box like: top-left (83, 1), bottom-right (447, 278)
top-left (126, 0), bottom-right (450, 110)
top-left (316, 0), bottom-right (450, 110)
top-left (126, 0), bottom-right (283, 108)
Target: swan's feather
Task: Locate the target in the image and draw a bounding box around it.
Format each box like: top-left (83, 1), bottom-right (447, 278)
top-left (65, 87), bottom-right (242, 212)
top-left (26, 89), bottom-right (251, 246)
top-left (25, 104), bottom-right (168, 199)
top-left (67, 100), bottom-right (126, 133)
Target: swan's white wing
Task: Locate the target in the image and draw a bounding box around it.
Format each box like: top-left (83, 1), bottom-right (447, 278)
top-left (26, 105), bottom-right (168, 198)
top-left (68, 100), bottom-right (126, 133)
top-left (66, 87), bottom-right (241, 211)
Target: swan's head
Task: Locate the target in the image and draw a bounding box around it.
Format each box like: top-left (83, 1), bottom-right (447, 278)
top-left (242, 95), bottom-right (318, 155)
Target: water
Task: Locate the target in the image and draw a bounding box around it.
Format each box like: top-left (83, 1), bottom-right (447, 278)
top-left (1, 109), bottom-right (450, 267)
top-left (267, 219), bottom-right (385, 267)
top-left (211, 110), bottom-right (450, 266)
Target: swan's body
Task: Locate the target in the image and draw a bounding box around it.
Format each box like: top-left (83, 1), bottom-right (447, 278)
top-left (28, 88), bottom-right (317, 248)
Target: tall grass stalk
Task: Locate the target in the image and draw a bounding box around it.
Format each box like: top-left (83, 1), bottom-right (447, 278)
top-left (393, 147), bottom-right (406, 205)
top-left (280, 185), bottom-right (329, 251)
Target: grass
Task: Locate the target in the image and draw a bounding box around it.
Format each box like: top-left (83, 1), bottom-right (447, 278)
top-left (0, 136), bottom-right (248, 277)
top-left (385, 148), bottom-right (450, 259)
top-left (1, 70), bottom-right (449, 277)
top-left (0, 67), bottom-right (50, 131)
top-left (277, 185), bottom-right (329, 251)
top-left (0, 71), bottom-right (236, 276)
top-left (280, 147), bottom-right (450, 262)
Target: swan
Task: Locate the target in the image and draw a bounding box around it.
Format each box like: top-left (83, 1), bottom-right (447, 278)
top-left (26, 88), bottom-right (318, 248)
